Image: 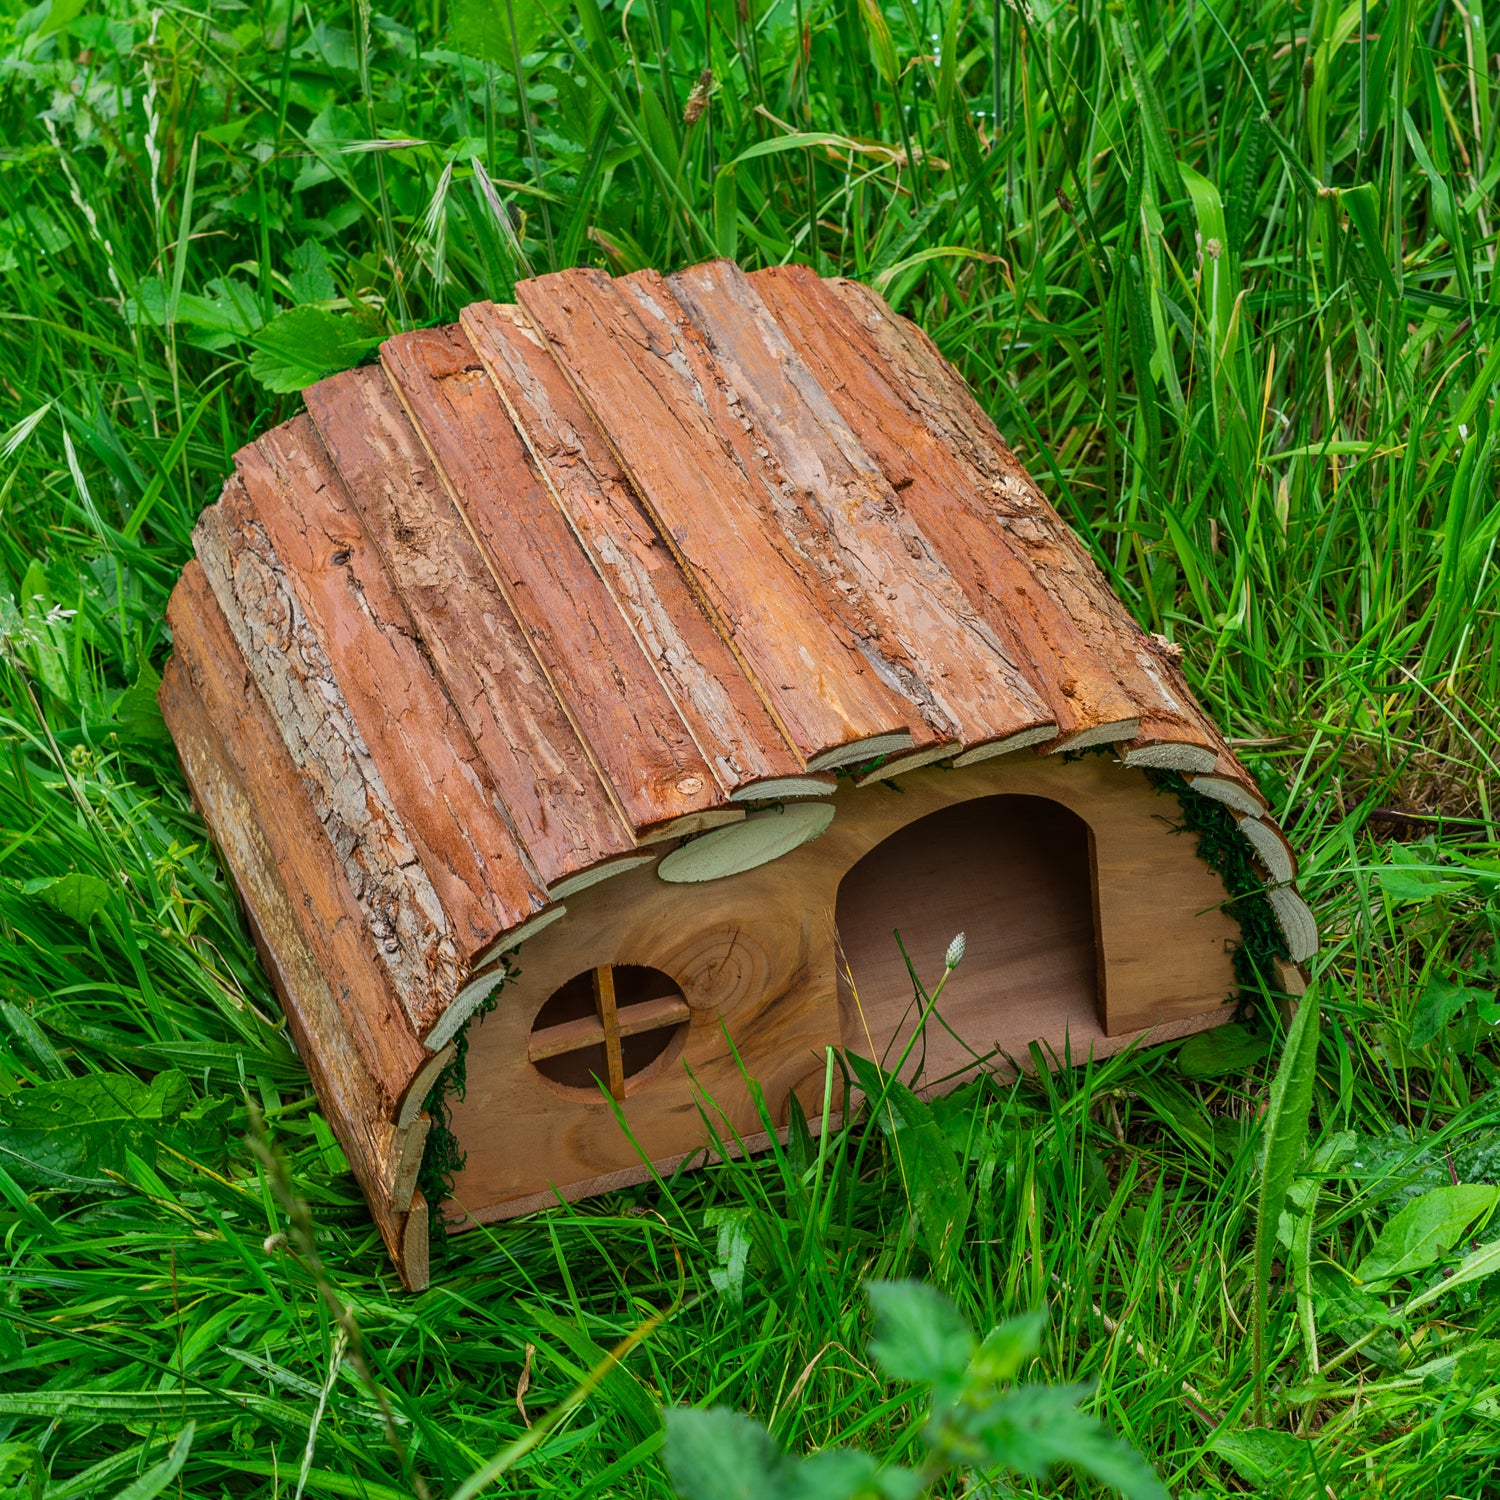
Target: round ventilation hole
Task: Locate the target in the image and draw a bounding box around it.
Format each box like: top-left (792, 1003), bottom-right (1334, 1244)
top-left (527, 965), bottom-right (690, 1098)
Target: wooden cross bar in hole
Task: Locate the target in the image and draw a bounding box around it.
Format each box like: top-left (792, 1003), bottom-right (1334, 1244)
top-left (527, 965), bottom-right (691, 1100)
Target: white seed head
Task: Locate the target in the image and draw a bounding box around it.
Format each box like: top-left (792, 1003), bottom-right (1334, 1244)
top-left (945, 932), bottom-right (966, 970)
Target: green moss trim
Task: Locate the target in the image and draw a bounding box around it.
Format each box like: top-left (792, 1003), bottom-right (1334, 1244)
top-left (416, 962), bottom-right (515, 1256)
top-left (1146, 769), bottom-right (1291, 1018)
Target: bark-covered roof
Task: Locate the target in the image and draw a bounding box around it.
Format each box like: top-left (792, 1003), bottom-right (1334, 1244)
top-left (165, 260), bottom-right (1315, 1091)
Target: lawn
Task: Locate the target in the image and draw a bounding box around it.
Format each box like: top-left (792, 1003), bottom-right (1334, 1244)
top-left (2, 0), bottom-right (1499, 1492)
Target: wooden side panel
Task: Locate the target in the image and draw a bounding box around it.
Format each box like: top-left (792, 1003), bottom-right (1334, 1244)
top-left (460, 299), bottom-right (821, 797)
top-left (160, 646), bottom-right (428, 1287)
top-left (380, 323), bottom-right (727, 838)
top-left (665, 261), bottom-right (1053, 753)
top-left (445, 753), bottom-right (1241, 1224)
top-left (304, 366), bottom-right (634, 892)
top-left (515, 266), bottom-right (932, 766)
top-left (194, 481), bottom-right (475, 1038)
top-left (161, 568), bottom-right (425, 1112)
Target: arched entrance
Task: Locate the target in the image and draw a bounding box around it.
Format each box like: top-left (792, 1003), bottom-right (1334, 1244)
top-left (834, 794), bottom-right (1102, 1087)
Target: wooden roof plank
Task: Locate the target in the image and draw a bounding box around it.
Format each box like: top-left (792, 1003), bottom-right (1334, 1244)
top-left (827, 272), bottom-right (1224, 759)
top-left (663, 260), bottom-right (1055, 755)
top-left (513, 266), bottom-right (931, 768)
top-left (748, 264), bottom-right (1161, 752)
top-left (161, 642), bottom-right (429, 1288)
top-left (194, 479), bottom-right (478, 1037)
top-left (459, 299), bottom-right (832, 801)
top-left (163, 561), bottom-right (427, 1111)
top-left (753, 267), bottom-right (1227, 757)
top-left (303, 365), bottom-right (636, 893)
top-left (232, 417), bottom-right (556, 969)
top-left (379, 323), bottom-right (728, 840)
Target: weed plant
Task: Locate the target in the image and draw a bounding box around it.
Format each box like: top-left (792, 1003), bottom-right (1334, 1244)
top-left (1, 0), bottom-right (1499, 1491)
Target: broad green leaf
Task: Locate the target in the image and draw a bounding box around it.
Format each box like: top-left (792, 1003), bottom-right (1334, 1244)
top-left (18, 871), bottom-right (113, 925)
top-left (1210, 1428), bottom-right (1314, 1484)
top-left (179, 278), bottom-right (262, 340)
top-left (1375, 845), bottom-right (1466, 902)
top-left (792, 1448), bottom-right (909, 1500)
top-left (867, 1280), bottom-right (975, 1389)
top-left (960, 1385), bottom-right (1169, 1500)
top-left (971, 1312), bottom-right (1046, 1385)
top-left (662, 1407), bottom-right (790, 1500)
top-left (448, 0), bottom-right (548, 69)
top-left (115, 659), bottom-right (171, 748)
top-left (705, 1205), bottom-right (753, 1308)
top-left (22, 0), bottom-right (87, 37)
top-left (1309, 1262), bottom-right (1394, 1336)
top-left (1409, 974), bottom-right (1484, 1048)
top-left (0, 1069), bottom-right (194, 1189)
top-left (1177, 1022), bottom-right (1271, 1078)
top-left (1253, 986), bottom-right (1321, 1394)
top-left (248, 307), bottom-right (381, 394)
top-left (663, 1408), bottom-right (911, 1500)
top-left (1355, 1185), bottom-right (1498, 1286)
top-left (0, 1442), bottom-right (42, 1500)
top-left (288, 239), bottom-right (337, 304)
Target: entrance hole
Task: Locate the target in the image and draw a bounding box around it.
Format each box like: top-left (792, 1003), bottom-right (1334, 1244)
top-left (835, 794), bottom-right (1101, 1085)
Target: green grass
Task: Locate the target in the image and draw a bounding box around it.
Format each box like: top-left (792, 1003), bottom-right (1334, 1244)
top-left (1, 0), bottom-right (1499, 1491)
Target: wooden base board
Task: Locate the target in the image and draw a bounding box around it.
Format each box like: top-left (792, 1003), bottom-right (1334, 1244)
top-left (444, 1001), bottom-right (1236, 1230)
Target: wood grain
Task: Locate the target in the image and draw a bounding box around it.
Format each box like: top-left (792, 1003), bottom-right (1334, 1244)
top-left (160, 261), bottom-right (1315, 1272)
top-left (836, 793), bottom-right (1099, 1087)
top-left (514, 266), bottom-right (933, 767)
top-left (665, 261), bottom-right (1055, 754)
top-left (1191, 771), bottom-right (1268, 818)
top-left (445, 752), bottom-right (1241, 1223)
top-left (1238, 816), bottom-right (1297, 885)
top-left (1267, 885), bottom-right (1319, 963)
top-left (460, 299), bottom-right (832, 801)
top-left (163, 564), bottom-right (425, 1104)
top-left (303, 365), bottom-right (635, 892)
top-left (380, 322), bottom-right (728, 839)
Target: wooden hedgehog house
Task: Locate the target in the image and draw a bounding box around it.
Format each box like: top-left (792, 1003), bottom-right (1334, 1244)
top-left (160, 260), bottom-right (1317, 1288)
